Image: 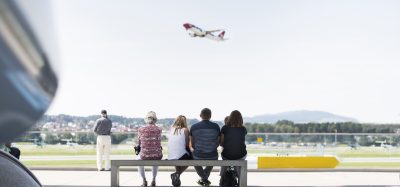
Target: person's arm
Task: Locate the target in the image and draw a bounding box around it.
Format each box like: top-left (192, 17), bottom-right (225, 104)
top-left (219, 126), bottom-right (224, 146)
top-left (220, 134), bottom-right (224, 147)
top-left (136, 129), bottom-right (141, 146)
top-left (93, 120), bottom-right (99, 133)
top-left (189, 135), bottom-right (194, 151)
top-left (184, 128), bottom-right (190, 149)
top-left (189, 126), bottom-right (194, 151)
top-left (159, 128), bottom-right (162, 142)
top-left (108, 119), bottom-right (113, 134)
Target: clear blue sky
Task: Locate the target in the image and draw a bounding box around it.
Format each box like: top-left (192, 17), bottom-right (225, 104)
top-left (47, 0), bottom-right (400, 123)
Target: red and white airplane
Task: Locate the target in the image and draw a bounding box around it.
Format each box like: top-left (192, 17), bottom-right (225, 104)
top-left (183, 23), bottom-right (227, 41)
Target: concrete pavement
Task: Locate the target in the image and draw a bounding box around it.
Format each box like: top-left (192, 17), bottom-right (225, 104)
top-left (22, 155), bottom-right (400, 170)
top-left (33, 170), bottom-right (400, 187)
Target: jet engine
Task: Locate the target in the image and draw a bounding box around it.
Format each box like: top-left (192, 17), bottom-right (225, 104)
top-left (188, 33), bottom-right (196, 37)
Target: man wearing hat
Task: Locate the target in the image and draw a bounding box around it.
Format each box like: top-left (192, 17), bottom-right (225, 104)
top-left (94, 110), bottom-right (113, 171)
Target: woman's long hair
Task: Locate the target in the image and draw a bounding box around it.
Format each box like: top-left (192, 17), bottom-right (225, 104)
top-left (172, 115), bottom-right (188, 135)
top-left (227, 110), bottom-right (243, 127)
top-left (224, 116), bottom-right (229, 126)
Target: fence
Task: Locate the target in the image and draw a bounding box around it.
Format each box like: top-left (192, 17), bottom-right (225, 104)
top-left (15, 131), bottom-right (400, 169)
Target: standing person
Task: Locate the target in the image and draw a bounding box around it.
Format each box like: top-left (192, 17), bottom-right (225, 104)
top-left (168, 115), bottom-right (191, 187)
top-left (137, 111), bottom-right (163, 187)
top-left (219, 110), bottom-right (247, 186)
top-left (94, 109), bottom-right (112, 171)
top-left (190, 108), bottom-right (220, 186)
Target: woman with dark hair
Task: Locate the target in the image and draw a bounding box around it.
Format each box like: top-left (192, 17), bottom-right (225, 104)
top-left (223, 116), bottom-right (229, 126)
top-left (219, 110), bottom-right (247, 186)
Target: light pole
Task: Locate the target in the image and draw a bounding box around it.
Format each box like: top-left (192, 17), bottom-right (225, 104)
top-left (334, 129), bottom-right (337, 146)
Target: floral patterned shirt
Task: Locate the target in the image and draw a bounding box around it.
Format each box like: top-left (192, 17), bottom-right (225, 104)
top-left (138, 124), bottom-right (162, 160)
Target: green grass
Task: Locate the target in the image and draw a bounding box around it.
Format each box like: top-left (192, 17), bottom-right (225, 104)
top-left (18, 144), bottom-right (400, 157)
top-left (23, 149), bottom-right (96, 156)
top-left (22, 160), bottom-right (400, 169)
top-left (17, 143), bottom-right (400, 169)
top-left (337, 151), bottom-right (400, 158)
top-left (23, 160), bottom-right (95, 167)
top-left (21, 148), bottom-right (135, 156)
top-left (14, 142), bottom-right (400, 169)
top-left (246, 149), bottom-right (400, 158)
top-left (338, 162), bottom-right (400, 168)
top-left (18, 143), bottom-right (169, 156)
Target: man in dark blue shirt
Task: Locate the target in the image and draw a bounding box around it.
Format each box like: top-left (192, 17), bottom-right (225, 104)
top-left (190, 108), bottom-right (220, 186)
top-left (94, 110), bottom-right (112, 171)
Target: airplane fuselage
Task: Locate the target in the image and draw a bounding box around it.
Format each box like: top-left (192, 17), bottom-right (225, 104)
top-left (183, 23), bottom-right (226, 41)
top-left (186, 26), bottom-right (207, 37)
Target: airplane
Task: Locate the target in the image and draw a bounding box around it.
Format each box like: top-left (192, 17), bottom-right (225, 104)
top-left (183, 23), bottom-right (227, 41)
top-left (61, 138), bottom-right (78, 147)
top-left (29, 138), bottom-right (45, 148)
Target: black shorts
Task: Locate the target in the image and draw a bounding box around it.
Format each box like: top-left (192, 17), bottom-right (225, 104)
top-left (178, 153), bottom-right (192, 160)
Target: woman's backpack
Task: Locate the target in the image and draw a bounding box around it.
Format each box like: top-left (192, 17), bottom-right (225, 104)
top-left (220, 166), bottom-right (238, 187)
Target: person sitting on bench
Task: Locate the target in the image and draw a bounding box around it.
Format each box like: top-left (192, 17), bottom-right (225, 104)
top-left (219, 110), bottom-right (247, 186)
top-left (168, 115), bottom-right (192, 187)
top-left (137, 111), bottom-right (163, 187)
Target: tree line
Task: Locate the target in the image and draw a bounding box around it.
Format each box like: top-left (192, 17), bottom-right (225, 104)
top-left (244, 120), bottom-right (400, 133)
top-left (17, 115), bottom-right (400, 145)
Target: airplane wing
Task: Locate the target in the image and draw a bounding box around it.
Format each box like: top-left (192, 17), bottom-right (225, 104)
top-left (205, 29), bottom-right (223, 33)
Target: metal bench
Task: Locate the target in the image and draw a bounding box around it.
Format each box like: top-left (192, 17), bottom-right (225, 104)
top-left (111, 160), bottom-right (247, 187)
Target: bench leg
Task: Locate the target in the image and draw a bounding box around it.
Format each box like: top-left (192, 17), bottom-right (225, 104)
top-left (111, 165), bottom-right (119, 187)
top-left (239, 164), bottom-right (247, 187)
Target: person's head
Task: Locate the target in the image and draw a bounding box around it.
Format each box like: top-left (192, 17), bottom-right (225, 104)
top-left (224, 116), bottom-right (230, 126)
top-left (227, 110), bottom-right (243, 127)
top-left (145, 111), bottom-right (157, 124)
top-left (172, 115), bottom-right (188, 135)
top-left (101, 110), bottom-right (107, 118)
top-left (200, 108), bottom-right (211, 120)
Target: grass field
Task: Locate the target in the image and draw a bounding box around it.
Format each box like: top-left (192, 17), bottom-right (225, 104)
top-left (338, 162), bottom-right (400, 168)
top-left (21, 160), bottom-right (400, 169)
top-left (17, 143), bottom-right (400, 168)
top-left (23, 160), bottom-right (96, 167)
top-left (18, 143), bottom-right (400, 157)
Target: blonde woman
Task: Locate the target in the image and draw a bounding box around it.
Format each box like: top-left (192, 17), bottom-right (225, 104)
top-left (137, 111), bottom-right (162, 186)
top-left (167, 115), bottom-right (191, 187)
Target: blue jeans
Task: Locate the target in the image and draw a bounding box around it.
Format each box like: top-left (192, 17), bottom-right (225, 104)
top-left (193, 155), bottom-right (218, 181)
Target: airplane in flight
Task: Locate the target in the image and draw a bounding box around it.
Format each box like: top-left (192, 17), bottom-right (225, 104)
top-left (183, 23), bottom-right (227, 41)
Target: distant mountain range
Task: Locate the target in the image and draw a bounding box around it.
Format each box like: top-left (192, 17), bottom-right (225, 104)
top-left (244, 110), bottom-right (357, 124)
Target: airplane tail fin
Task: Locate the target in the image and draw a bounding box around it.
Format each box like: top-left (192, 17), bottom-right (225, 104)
top-left (218, 31), bottom-right (225, 38)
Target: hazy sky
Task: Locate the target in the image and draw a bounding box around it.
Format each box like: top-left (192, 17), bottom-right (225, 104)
top-left (46, 0), bottom-right (400, 123)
